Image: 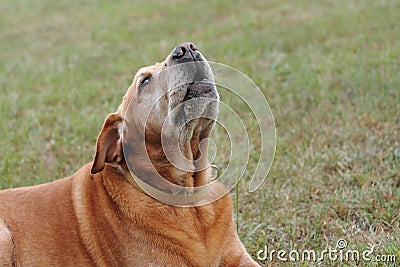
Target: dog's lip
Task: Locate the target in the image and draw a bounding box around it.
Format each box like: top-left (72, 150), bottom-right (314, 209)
top-left (195, 78), bottom-right (212, 83)
top-left (183, 80), bottom-right (217, 101)
top-left (193, 64), bottom-right (209, 82)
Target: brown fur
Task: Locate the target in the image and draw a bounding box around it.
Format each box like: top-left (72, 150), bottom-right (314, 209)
top-left (0, 44), bottom-right (259, 266)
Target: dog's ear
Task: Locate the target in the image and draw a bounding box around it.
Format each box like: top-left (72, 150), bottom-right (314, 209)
top-left (91, 113), bottom-right (124, 174)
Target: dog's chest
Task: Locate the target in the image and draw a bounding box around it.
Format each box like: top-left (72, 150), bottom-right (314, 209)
top-left (123, 205), bottom-right (229, 266)
top-left (96, 174), bottom-right (234, 266)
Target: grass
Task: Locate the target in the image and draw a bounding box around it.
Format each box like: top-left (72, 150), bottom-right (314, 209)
top-left (0, 0), bottom-right (399, 266)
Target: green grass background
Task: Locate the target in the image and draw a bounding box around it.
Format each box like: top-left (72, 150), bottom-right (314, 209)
top-left (0, 0), bottom-right (399, 266)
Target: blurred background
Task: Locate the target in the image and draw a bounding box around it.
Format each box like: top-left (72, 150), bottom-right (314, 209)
top-left (0, 0), bottom-right (399, 265)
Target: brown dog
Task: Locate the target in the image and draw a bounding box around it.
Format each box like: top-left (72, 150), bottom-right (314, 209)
top-left (0, 43), bottom-right (260, 266)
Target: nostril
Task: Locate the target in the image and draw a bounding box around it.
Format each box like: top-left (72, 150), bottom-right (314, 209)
top-left (172, 46), bottom-right (186, 60)
top-left (189, 43), bottom-right (198, 51)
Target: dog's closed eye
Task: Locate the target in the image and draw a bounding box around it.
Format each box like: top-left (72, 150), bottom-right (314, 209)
top-left (139, 75), bottom-right (152, 88)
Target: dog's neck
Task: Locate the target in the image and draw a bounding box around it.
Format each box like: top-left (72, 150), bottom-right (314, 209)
top-left (122, 124), bottom-right (212, 189)
top-left (115, 164), bottom-right (212, 206)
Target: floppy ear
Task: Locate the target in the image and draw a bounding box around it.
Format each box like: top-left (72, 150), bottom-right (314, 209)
top-left (91, 113), bottom-right (124, 174)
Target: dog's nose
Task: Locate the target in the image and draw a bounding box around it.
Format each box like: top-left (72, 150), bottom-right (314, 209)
top-left (172, 42), bottom-right (199, 63)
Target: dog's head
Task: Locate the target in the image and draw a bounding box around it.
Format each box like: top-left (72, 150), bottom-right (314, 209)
top-left (91, 42), bottom-right (219, 189)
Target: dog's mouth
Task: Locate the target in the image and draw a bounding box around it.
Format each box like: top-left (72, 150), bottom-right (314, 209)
top-left (172, 81), bottom-right (218, 131)
top-left (184, 60), bottom-right (217, 100)
top-left (167, 60), bottom-right (219, 128)
top-left (183, 80), bottom-right (218, 101)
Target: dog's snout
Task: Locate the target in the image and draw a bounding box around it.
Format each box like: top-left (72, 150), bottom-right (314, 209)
top-left (172, 42), bottom-right (199, 63)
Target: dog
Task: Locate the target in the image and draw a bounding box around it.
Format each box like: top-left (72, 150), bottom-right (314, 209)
top-left (0, 42), bottom-right (260, 266)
